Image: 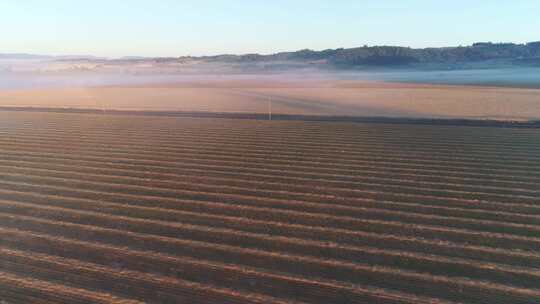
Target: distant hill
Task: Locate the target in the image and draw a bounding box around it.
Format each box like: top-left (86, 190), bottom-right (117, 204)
top-left (0, 53), bottom-right (104, 61)
top-left (0, 53), bottom-right (52, 60)
top-left (3, 41), bottom-right (540, 68)
top-left (191, 41), bottom-right (540, 68)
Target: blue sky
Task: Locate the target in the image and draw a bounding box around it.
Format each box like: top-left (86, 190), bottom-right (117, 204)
top-left (1, 0), bottom-right (539, 57)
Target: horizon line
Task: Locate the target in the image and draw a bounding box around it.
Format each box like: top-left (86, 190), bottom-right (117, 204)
top-left (2, 40), bottom-right (539, 60)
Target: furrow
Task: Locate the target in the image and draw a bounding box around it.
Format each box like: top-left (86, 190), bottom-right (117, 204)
top-left (0, 227), bottom-right (457, 304)
top-left (0, 270), bottom-right (143, 304)
top-left (2, 134), bottom-right (539, 175)
top-left (2, 148), bottom-right (539, 192)
top-left (2, 162), bottom-right (540, 218)
top-left (0, 247), bottom-right (301, 304)
top-left (0, 199), bottom-right (539, 290)
top-left (0, 220), bottom-right (538, 304)
top-left (1, 154), bottom-right (538, 198)
top-left (2, 146), bottom-right (539, 189)
top-left (1, 166), bottom-right (540, 238)
top-left (1, 184), bottom-right (540, 267)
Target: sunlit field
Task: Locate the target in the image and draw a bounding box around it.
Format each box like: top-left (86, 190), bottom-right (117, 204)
top-left (3, 1), bottom-right (540, 303)
top-left (1, 80), bottom-right (540, 120)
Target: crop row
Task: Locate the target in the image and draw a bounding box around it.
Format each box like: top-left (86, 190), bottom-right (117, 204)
top-left (2, 172), bottom-right (540, 252)
top-left (0, 221), bottom-right (538, 304)
top-left (0, 227), bottom-right (443, 304)
top-left (6, 118), bottom-right (540, 150)
top-left (3, 146), bottom-right (538, 190)
top-left (2, 152), bottom-right (539, 198)
top-left (1, 155), bottom-right (538, 213)
top-left (1, 165), bottom-right (540, 229)
top-left (1, 158), bottom-right (539, 225)
top-left (1, 186), bottom-right (539, 268)
top-left (1, 199), bottom-right (539, 290)
top-left (2, 131), bottom-right (539, 172)
top-left (2, 135), bottom-right (539, 181)
top-left (0, 269), bottom-right (142, 304)
top-left (2, 148), bottom-right (538, 191)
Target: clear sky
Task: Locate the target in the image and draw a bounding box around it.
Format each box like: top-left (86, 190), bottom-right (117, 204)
top-left (1, 0), bottom-right (539, 57)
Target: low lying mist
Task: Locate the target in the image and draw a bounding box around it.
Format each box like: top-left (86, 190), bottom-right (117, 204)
top-left (1, 56), bottom-right (540, 121)
top-left (2, 56), bottom-right (540, 90)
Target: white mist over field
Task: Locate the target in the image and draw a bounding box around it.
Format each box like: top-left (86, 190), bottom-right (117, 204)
top-left (1, 56), bottom-right (540, 120)
top-left (3, 56), bottom-right (540, 89)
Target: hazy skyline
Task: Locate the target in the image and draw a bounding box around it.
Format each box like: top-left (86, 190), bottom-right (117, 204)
top-left (2, 0), bottom-right (539, 57)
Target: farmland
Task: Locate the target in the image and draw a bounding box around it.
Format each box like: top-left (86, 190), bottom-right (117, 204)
top-left (0, 110), bottom-right (539, 303)
top-left (2, 80), bottom-right (540, 120)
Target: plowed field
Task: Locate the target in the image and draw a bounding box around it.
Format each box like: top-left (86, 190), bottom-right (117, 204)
top-left (0, 110), bottom-right (539, 304)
